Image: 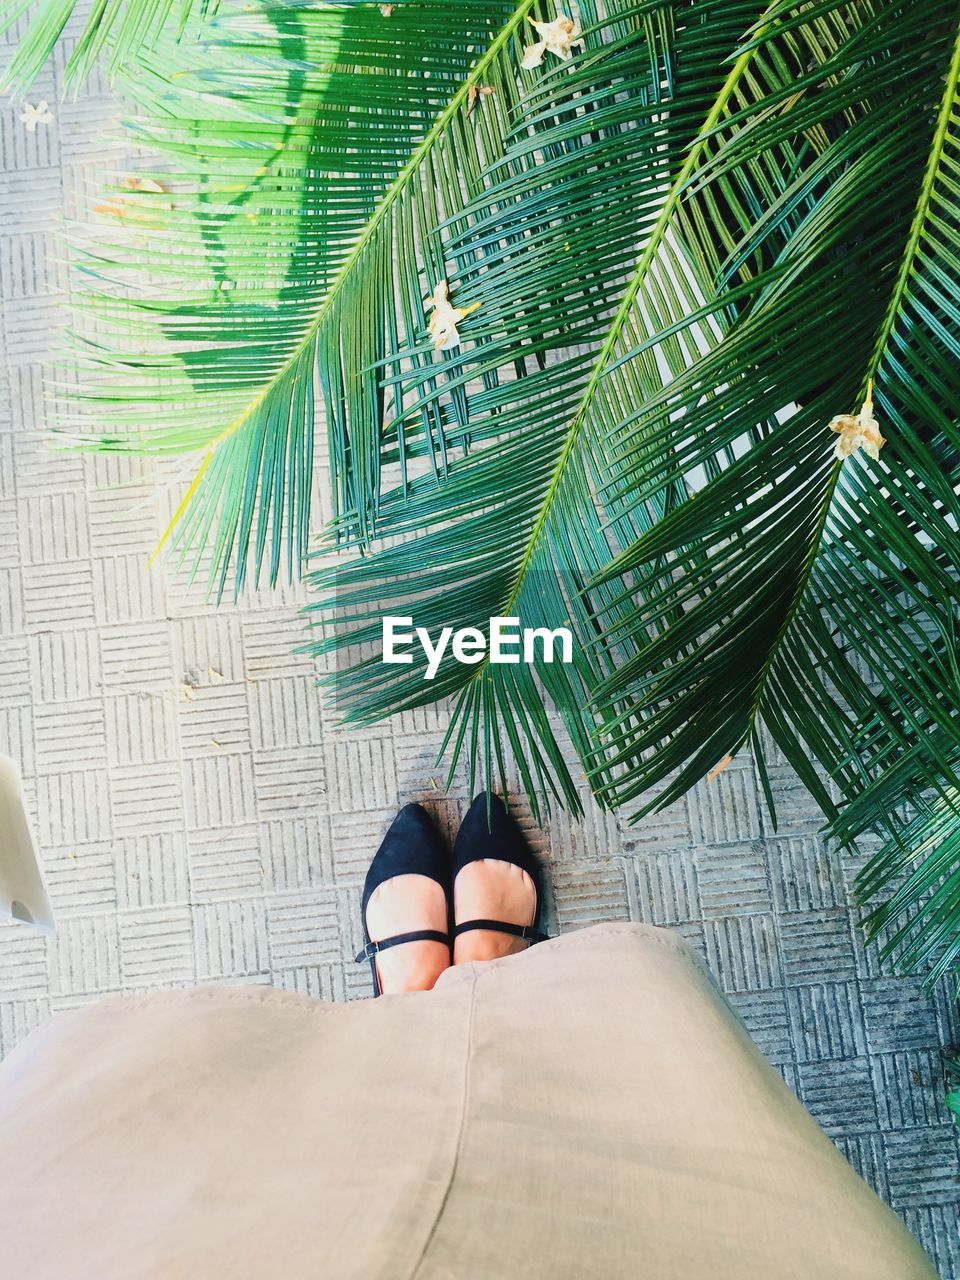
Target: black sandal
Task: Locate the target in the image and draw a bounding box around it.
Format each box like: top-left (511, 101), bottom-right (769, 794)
top-left (452, 792), bottom-right (549, 951)
top-left (355, 803), bottom-right (453, 996)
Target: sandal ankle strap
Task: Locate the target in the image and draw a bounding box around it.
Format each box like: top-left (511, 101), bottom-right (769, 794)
top-left (453, 919), bottom-right (548, 944)
top-left (355, 928), bottom-right (451, 964)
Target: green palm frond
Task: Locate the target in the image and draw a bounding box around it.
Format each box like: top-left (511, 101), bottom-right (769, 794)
top-left (63, 0), bottom-right (540, 597)
top-left (306, 0), bottom-right (759, 813)
top-left (591, 8), bottom-right (960, 976)
top-left (945, 1051), bottom-right (960, 1121)
top-left (15, 0), bottom-right (960, 975)
top-left (310, 0), bottom-right (947, 813)
top-left (851, 760), bottom-right (960, 984)
top-left (0, 0), bottom-right (214, 91)
top-left (824, 166), bottom-right (960, 976)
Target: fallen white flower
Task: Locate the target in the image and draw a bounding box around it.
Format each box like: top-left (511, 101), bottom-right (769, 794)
top-left (19, 101), bottom-right (54, 132)
top-left (521, 13), bottom-right (583, 69)
top-left (425, 280), bottom-right (480, 351)
top-left (828, 390), bottom-right (885, 461)
top-left (379, 3), bottom-right (394, 14)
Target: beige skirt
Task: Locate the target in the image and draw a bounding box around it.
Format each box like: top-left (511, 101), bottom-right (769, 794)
top-left (0, 923), bottom-right (935, 1279)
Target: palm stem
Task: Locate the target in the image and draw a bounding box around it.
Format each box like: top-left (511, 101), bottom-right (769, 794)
top-left (481, 1), bottom-right (780, 632)
top-left (744, 19), bottom-right (960, 746)
top-left (150, 0), bottom-right (537, 561)
top-left (865, 16), bottom-right (960, 383)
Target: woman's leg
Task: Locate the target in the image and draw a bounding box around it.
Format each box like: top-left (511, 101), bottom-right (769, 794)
top-left (453, 794), bottom-right (542, 964)
top-left (359, 804), bottom-right (452, 994)
top-left (364, 873), bottom-right (450, 993)
top-left (453, 861), bottom-right (537, 964)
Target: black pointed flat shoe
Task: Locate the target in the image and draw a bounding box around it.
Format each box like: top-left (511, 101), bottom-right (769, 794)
top-left (355, 803), bottom-right (453, 996)
top-left (452, 792), bottom-right (549, 952)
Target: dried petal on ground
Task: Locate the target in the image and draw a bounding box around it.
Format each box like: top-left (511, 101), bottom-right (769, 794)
top-left (707, 754), bottom-right (733, 782)
top-left (19, 101), bottom-right (54, 131)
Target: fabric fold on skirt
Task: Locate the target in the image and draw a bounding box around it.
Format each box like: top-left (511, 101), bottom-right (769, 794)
top-left (0, 923), bottom-right (936, 1279)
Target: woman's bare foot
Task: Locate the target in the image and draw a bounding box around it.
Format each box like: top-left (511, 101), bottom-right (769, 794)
top-left (453, 859), bottom-right (537, 964)
top-left (364, 873), bottom-right (450, 993)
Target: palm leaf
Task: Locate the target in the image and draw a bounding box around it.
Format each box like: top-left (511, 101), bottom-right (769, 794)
top-left (25, 0), bottom-right (960, 974)
top-left (310, 0), bottom-right (940, 813)
top-left (61, 0), bottom-right (553, 596)
top-left (591, 6), bottom-right (960, 978)
top-left (0, 0), bottom-right (214, 90)
top-left (306, 0), bottom-right (756, 814)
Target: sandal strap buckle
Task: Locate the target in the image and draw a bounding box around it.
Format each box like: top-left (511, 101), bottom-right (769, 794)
top-left (355, 928), bottom-right (451, 965)
top-left (452, 918), bottom-right (548, 944)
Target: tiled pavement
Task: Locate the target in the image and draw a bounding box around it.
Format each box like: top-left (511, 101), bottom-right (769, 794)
top-left (1, 29), bottom-right (959, 1280)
